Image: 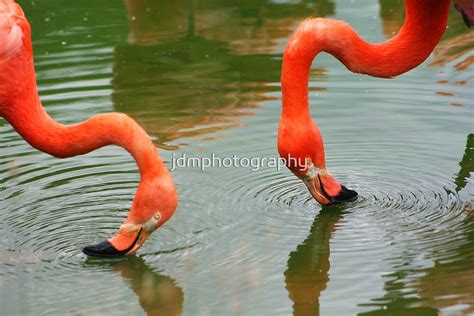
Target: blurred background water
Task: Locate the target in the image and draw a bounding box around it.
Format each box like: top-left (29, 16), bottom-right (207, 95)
top-left (0, 0), bottom-right (473, 315)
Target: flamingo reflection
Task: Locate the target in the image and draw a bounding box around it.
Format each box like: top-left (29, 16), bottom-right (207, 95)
top-left (88, 256), bottom-right (184, 315)
top-left (114, 0), bottom-right (334, 149)
top-left (285, 207), bottom-right (345, 315)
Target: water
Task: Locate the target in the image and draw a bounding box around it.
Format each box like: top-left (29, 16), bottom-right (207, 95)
top-left (1, 0), bottom-right (473, 315)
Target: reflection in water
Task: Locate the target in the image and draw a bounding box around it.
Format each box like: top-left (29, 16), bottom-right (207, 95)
top-left (358, 272), bottom-right (440, 315)
top-left (359, 134), bottom-right (474, 315)
top-left (417, 152), bottom-right (474, 314)
top-left (87, 256), bottom-right (184, 315)
top-left (113, 0), bottom-right (334, 148)
top-left (285, 207), bottom-right (345, 316)
top-left (412, 134), bottom-right (472, 313)
top-left (416, 216), bottom-right (474, 314)
top-left (377, 6), bottom-right (473, 313)
top-left (1, 1), bottom-right (472, 314)
top-left (430, 33), bottom-right (474, 71)
top-left (285, 4), bottom-right (473, 315)
top-left (359, 216), bottom-right (474, 315)
top-left (378, 0), bottom-right (404, 37)
top-left (356, 5), bottom-right (473, 307)
top-left (455, 134), bottom-right (473, 194)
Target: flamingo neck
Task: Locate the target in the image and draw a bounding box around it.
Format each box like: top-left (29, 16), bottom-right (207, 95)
top-left (2, 91), bottom-right (178, 231)
top-left (3, 95), bottom-right (168, 183)
top-left (0, 18), bottom-right (167, 183)
top-left (281, 0), bottom-right (451, 119)
top-left (0, 44), bottom-right (174, 221)
top-left (0, 0), bottom-right (178, 254)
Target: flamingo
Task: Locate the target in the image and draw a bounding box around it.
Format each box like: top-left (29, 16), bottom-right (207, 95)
top-left (0, 0), bottom-right (177, 257)
top-left (278, 0), bottom-right (460, 205)
top-left (0, 0), bottom-right (469, 258)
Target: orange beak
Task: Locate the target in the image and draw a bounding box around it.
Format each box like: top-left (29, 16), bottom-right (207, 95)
top-left (304, 174), bottom-right (358, 206)
top-left (114, 227), bottom-right (153, 255)
top-left (304, 174), bottom-right (332, 205)
top-left (302, 160), bottom-right (358, 206)
top-left (83, 213), bottom-right (161, 258)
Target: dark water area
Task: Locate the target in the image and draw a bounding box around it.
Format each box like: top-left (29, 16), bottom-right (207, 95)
top-left (1, 0), bottom-right (473, 314)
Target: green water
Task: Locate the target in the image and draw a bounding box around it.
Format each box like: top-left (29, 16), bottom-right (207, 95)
top-left (1, 0), bottom-right (473, 315)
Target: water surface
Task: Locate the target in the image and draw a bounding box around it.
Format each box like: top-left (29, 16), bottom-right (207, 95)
top-left (1, 0), bottom-right (473, 315)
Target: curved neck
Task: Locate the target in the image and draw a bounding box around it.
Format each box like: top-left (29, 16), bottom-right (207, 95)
top-left (0, 16), bottom-right (167, 181)
top-left (3, 96), bottom-right (168, 180)
top-left (281, 0), bottom-right (451, 119)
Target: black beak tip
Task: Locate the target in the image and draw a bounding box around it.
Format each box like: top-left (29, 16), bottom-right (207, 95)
top-left (82, 240), bottom-right (127, 258)
top-left (328, 185), bottom-right (358, 205)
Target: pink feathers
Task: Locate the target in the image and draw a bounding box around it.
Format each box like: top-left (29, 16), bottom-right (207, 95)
top-left (0, 0), bottom-right (24, 64)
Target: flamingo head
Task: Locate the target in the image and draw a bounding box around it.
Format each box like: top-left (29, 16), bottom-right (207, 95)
top-left (299, 158), bottom-right (358, 206)
top-left (82, 217), bottom-right (158, 258)
top-left (278, 119), bottom-right (358, 206)
top-left (83, 174), bottom-right (178, 257)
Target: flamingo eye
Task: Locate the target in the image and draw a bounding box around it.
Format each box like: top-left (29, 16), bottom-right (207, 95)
top-left (153, 212), bottom-right (162, 221)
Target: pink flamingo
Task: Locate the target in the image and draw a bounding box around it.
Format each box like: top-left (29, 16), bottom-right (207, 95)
top-left (278, 0), bottom-right (463, 205)
top-left (0, 0), bottom-right (471, 256)
top-left (0, 0), bottom-right (177, 257)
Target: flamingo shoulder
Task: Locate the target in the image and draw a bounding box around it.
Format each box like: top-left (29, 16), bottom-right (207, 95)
top-left (0, 0), bottom-right (25, 64)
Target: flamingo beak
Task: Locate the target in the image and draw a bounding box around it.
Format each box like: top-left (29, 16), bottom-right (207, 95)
top-left (82, 227), bottom-right (151, 258)
top-left (82, 212), bottom-right (162, 258)
top-left (304, 174), bottom-right (358, 206)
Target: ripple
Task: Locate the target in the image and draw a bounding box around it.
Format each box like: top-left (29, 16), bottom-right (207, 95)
top-left (1, 1), bottom-right (474, 314)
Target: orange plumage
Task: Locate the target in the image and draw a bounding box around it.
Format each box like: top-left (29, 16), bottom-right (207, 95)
top-left (279, 0), bottom-right (451, 205)
top-left (0, 0), bottom-right (177, 256)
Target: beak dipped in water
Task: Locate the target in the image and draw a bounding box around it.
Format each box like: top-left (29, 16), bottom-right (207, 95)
top-left (302, 160), bottom-right (358, 206)
top-left (82, 212), bottom-right (161, 258)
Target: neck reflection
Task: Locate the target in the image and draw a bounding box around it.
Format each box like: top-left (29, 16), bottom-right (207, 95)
top-left (87, 256), bottom-right (184, 315)
top-left (285, 207), bottom-right (345, 315)
top-left (115, 256), bottom-right (184, 315)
